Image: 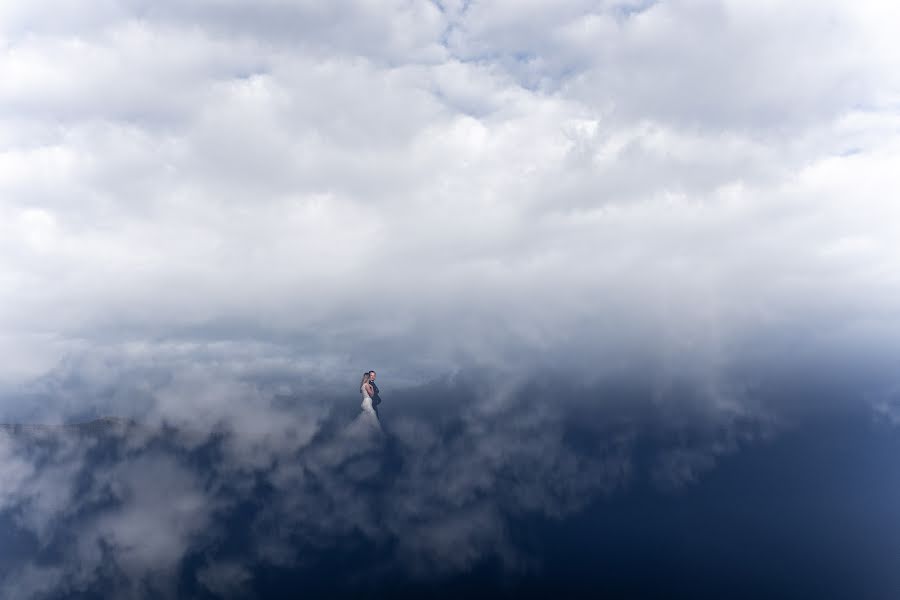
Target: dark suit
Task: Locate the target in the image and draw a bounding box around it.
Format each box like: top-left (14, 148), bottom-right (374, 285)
top-left (370, 380), bottom-right (382, 416)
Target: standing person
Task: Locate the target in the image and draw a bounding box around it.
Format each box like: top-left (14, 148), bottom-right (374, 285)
top-left (368, 370), bottom-right (382, 417)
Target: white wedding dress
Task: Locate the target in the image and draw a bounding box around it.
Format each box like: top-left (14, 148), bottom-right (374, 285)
top-left (354, 383), bottom-right (382, 433)
top-left (360, 384), bottom-right (377, 415)
top-left (329, 381), bottom-right (384, 458)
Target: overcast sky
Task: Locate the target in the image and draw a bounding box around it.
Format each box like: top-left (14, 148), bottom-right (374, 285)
top-left (2, 0), bottom-right (900, 415)
top-left (3, 4), bottom-right (900, 596)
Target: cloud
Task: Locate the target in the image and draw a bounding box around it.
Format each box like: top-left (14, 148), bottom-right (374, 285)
top-left (0, 368), bottom-right (780, 597)
top-left (195, 560), bottom-right (253, 598)
top-left (0, 0), bottom-right (898, 396)
top-left (0, 1), bottom-right (899, 594)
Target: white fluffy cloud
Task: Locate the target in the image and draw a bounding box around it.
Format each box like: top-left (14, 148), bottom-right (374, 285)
top-left (1, 0), bottom-right (899, 412)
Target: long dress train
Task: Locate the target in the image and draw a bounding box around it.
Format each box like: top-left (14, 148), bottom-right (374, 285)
top-left (349, 384), bottom-right (382, 435)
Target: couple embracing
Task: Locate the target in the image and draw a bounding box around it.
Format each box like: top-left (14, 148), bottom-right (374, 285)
top-left (359, 370), bottom-right (382, 420)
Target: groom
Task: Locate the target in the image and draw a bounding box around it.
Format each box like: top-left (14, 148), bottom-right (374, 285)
top-left (368, 370), bottom-right (382, 417)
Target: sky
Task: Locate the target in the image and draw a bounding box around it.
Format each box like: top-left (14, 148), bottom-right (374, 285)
top-left (2, 1), bottom-right (900, 598)
top-left (2, 0), bottom-right (899, 412)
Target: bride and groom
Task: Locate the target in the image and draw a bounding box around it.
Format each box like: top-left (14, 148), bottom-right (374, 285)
top-left (358, 370), bottom-right (382, 428)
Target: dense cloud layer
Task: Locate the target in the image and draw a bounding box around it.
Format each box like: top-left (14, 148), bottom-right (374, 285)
top-left (4, 361), bottom-right (898, 598)
top-left (0, 369), bottom-right (787, 598)
top-left (2, 4), bottom-right (900, 595)
top-left (1, 0), bottom-right (899, 410)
